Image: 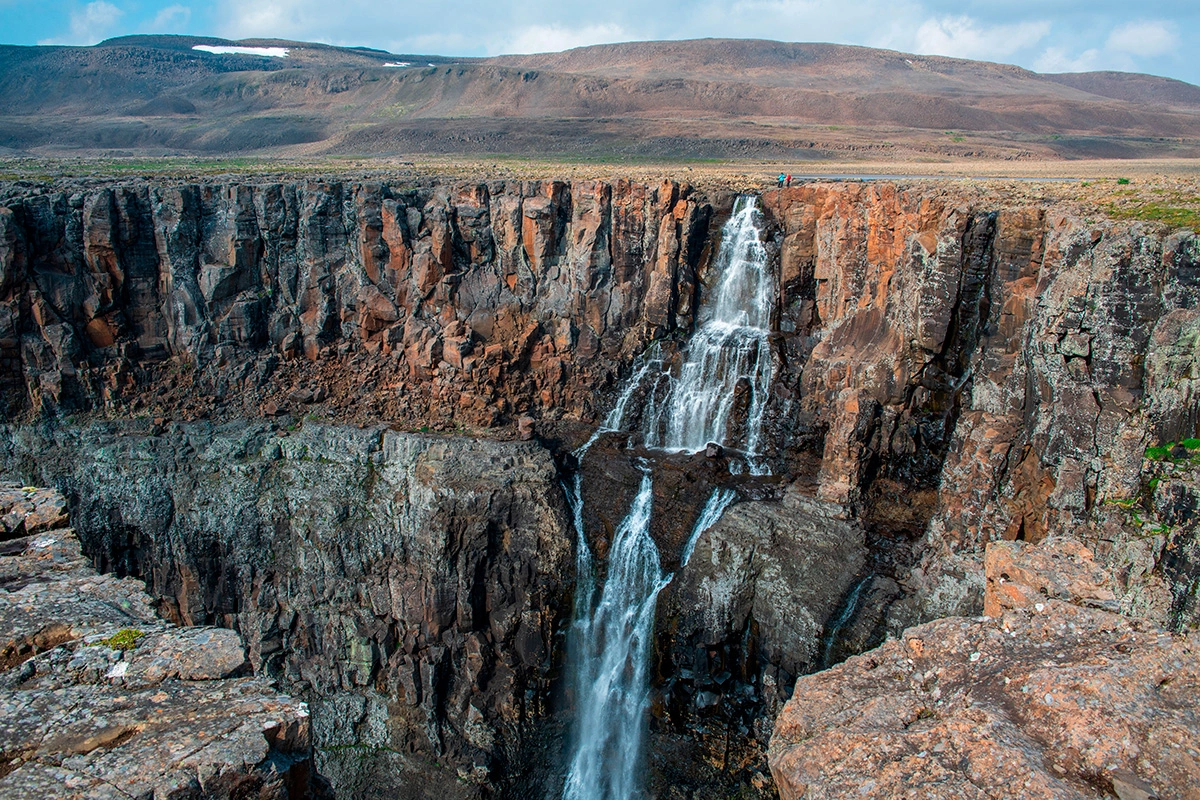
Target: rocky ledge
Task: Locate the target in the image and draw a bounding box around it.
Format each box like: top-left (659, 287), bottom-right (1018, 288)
top-left (0, 485), bottom-right (318, 799)
top-left (768, 536), bottom-right (1199, 799)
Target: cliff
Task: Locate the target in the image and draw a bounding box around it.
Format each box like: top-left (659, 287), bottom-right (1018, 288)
top-left (1, 176), bottom-right (1198, 798)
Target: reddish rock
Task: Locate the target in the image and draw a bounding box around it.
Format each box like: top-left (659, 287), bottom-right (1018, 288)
top-left (769, 536), bottom-right (1200, 800)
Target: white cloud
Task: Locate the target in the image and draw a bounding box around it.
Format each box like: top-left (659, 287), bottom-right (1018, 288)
top-left (217, 0), bottom-right (321, 39)
top-left (40, 0), bottom-right (124, 45)
top-left (914, 15), bottom-right (1050, 61)
top-left (490, 23), bottom-right (631, 56)
top-left (1034, 46), bottom-right (1103, 74)
top-left (1106, 20), bottom-right (1178, 57)
top-left (148, 4), bottom-right (191, 33)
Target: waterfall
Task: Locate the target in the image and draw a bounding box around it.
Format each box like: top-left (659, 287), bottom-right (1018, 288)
top-left (818, 576), bottom-right (871, 669)
top-left (642, 196), bottom-right (774, 468)
top-left (680, 488), bottom-right (736, 568)
top-left (563, 466), bottom-right (669, 800)
top-left (562, 194), bottom-right (774, 800)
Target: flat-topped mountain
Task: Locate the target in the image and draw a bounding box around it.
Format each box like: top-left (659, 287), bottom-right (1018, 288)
top-left (0, 35), bottom-right (1197, 159)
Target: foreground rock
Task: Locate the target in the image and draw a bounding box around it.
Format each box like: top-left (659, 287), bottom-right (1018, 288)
top-left (769, 537), bottom-right (1200, 799)
top-left (0, 422), bottom-right (574, 798)
top-left (0, 487), bottom-right (316, 799)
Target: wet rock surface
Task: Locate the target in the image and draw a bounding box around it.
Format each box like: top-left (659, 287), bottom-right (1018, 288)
top-left (769, 537), bottom-right (1200, 800)
top-left (649, 494), bottom-right (864, 796)
top-left (0, 488), bottom-right (316, 799)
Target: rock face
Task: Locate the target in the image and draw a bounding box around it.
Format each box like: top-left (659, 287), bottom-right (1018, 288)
top-left (768, 536), bottom-right (1199, 800)
top-left (0, 421), bottom-right (573, 798)
top-left (758, 184), bottom-right (1200, 636)
top-left (0, 178), bottom-right (717, 431)
top-left (3, 176), bottom-right (1200, 797)
top-left (650, 493), bottom-right (865, 795)
top-left (0, 487), bottom-right (316, 799)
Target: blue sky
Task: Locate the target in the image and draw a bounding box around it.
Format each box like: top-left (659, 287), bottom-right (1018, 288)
top-left (1, 0), bottom-right (1196, 84)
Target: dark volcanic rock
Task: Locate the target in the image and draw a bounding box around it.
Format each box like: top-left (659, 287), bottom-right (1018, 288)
top-left (0, 421), bottom-right (573, 798)
top-left (649, 492), bottom-right (864, 796)
top-left (0, 179), bottom-right (715, 435)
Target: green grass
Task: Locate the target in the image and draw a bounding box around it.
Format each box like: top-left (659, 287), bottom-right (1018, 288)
top-left (1106, 202), bottom-right (1200, 234)
top-left (1145, 444), bottom-right (1173, 460)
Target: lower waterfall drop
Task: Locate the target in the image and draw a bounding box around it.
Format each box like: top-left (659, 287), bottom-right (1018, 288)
top-left (563, 466), bottom-right (668, 800)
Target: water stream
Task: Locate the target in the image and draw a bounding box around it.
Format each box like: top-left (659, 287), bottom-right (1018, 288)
top-left (642, 196), bottom-right (775, 469)
top-left (563, 195), bottom-right (773, 800)
top-left (563, 466), bottom-right (668, 800)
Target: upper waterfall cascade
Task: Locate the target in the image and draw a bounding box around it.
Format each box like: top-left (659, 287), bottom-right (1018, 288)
top-left (598, 195), bottom-right (776, 470)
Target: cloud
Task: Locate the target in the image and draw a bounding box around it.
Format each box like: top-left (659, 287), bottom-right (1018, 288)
top-left (1033, 46), bottom-right (1103, 74)
top-left (914, 15), bottom-right (1050, 61)
top-left (1106, 20), bottom-right (1178, 57)
top-left (39, 1), bottom-right (124, 45)
top-left (148, 3), bottom-right (191, 33)
top-left (490, 23), bottom-right (631, 56)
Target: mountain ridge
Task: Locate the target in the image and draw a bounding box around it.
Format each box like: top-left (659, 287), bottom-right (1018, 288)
top-left (0, 35), bottom-right (1196, 160)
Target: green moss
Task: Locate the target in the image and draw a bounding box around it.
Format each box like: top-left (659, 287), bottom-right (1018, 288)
top-left (100, 628), bottom-right (145, 651)
top-left (1145, 444), bottom-right (1173, 461)
top-left (1117, 177), bottom-right (1131, 185)
top-left (1181, 438), bottom-right (1200, 450)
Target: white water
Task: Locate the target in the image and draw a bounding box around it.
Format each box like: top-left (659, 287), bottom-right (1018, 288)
top-left (680, 488), bottom-right (737, 568)
top-left (641, 196), bottom-right (774, 468)
top-left (562, 195), bottom-right (773, 800)
top-left (563, 466), bottom-right (669, 800)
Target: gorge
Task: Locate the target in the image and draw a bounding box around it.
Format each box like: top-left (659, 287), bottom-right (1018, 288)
top-left (0, 174), bottom-right (1198, 798)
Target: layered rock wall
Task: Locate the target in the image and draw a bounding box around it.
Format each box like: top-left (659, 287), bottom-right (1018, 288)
top-left (0, 179), bottom-right (718, 428)
top-left (758, 185), bottom-right (1200, 633)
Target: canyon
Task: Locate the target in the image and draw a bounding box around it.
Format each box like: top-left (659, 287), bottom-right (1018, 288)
top-left (0, 174), bottom-right (1197, 798)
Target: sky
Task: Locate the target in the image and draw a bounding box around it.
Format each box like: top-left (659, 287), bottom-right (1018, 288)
top-left (0, 0), bottom-right (1196, 85)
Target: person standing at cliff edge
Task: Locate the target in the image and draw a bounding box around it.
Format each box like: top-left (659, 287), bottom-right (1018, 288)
top-left (777, 172), bottom-right (785, 187)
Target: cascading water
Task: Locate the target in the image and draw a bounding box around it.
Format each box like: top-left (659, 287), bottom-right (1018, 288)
top-left (563, 465), bottom-right (668, 800)
top-left (680, 488), bottom-right (737, 568)
top-left (642, 196), bottom-right (774, 469)
top-left (562, 194), bottom-right (773, 800)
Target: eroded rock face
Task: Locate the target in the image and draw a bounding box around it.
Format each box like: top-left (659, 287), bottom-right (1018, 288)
top-left (757, 185), bottom-right (1200, 636)
top-left (0, 422), bottom-right (573, 798)
top-left (649, 493), bottom-right (865, 795)
top-left (0, 490), bottom-right (315, 799)
top-left (768, 536), bottom-right (1200, 800)
top-left (0, 179), bottom-right (718, 430)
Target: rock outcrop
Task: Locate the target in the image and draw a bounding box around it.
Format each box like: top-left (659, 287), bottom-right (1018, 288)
top-left (0, 486), bottom-right (317, 799)
top-left (768, 536), bottom-right (1199, 799)
top-left (650, 493), bottom-right (864, 795)
top-left (0, 421), bottom-right (573, 798)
